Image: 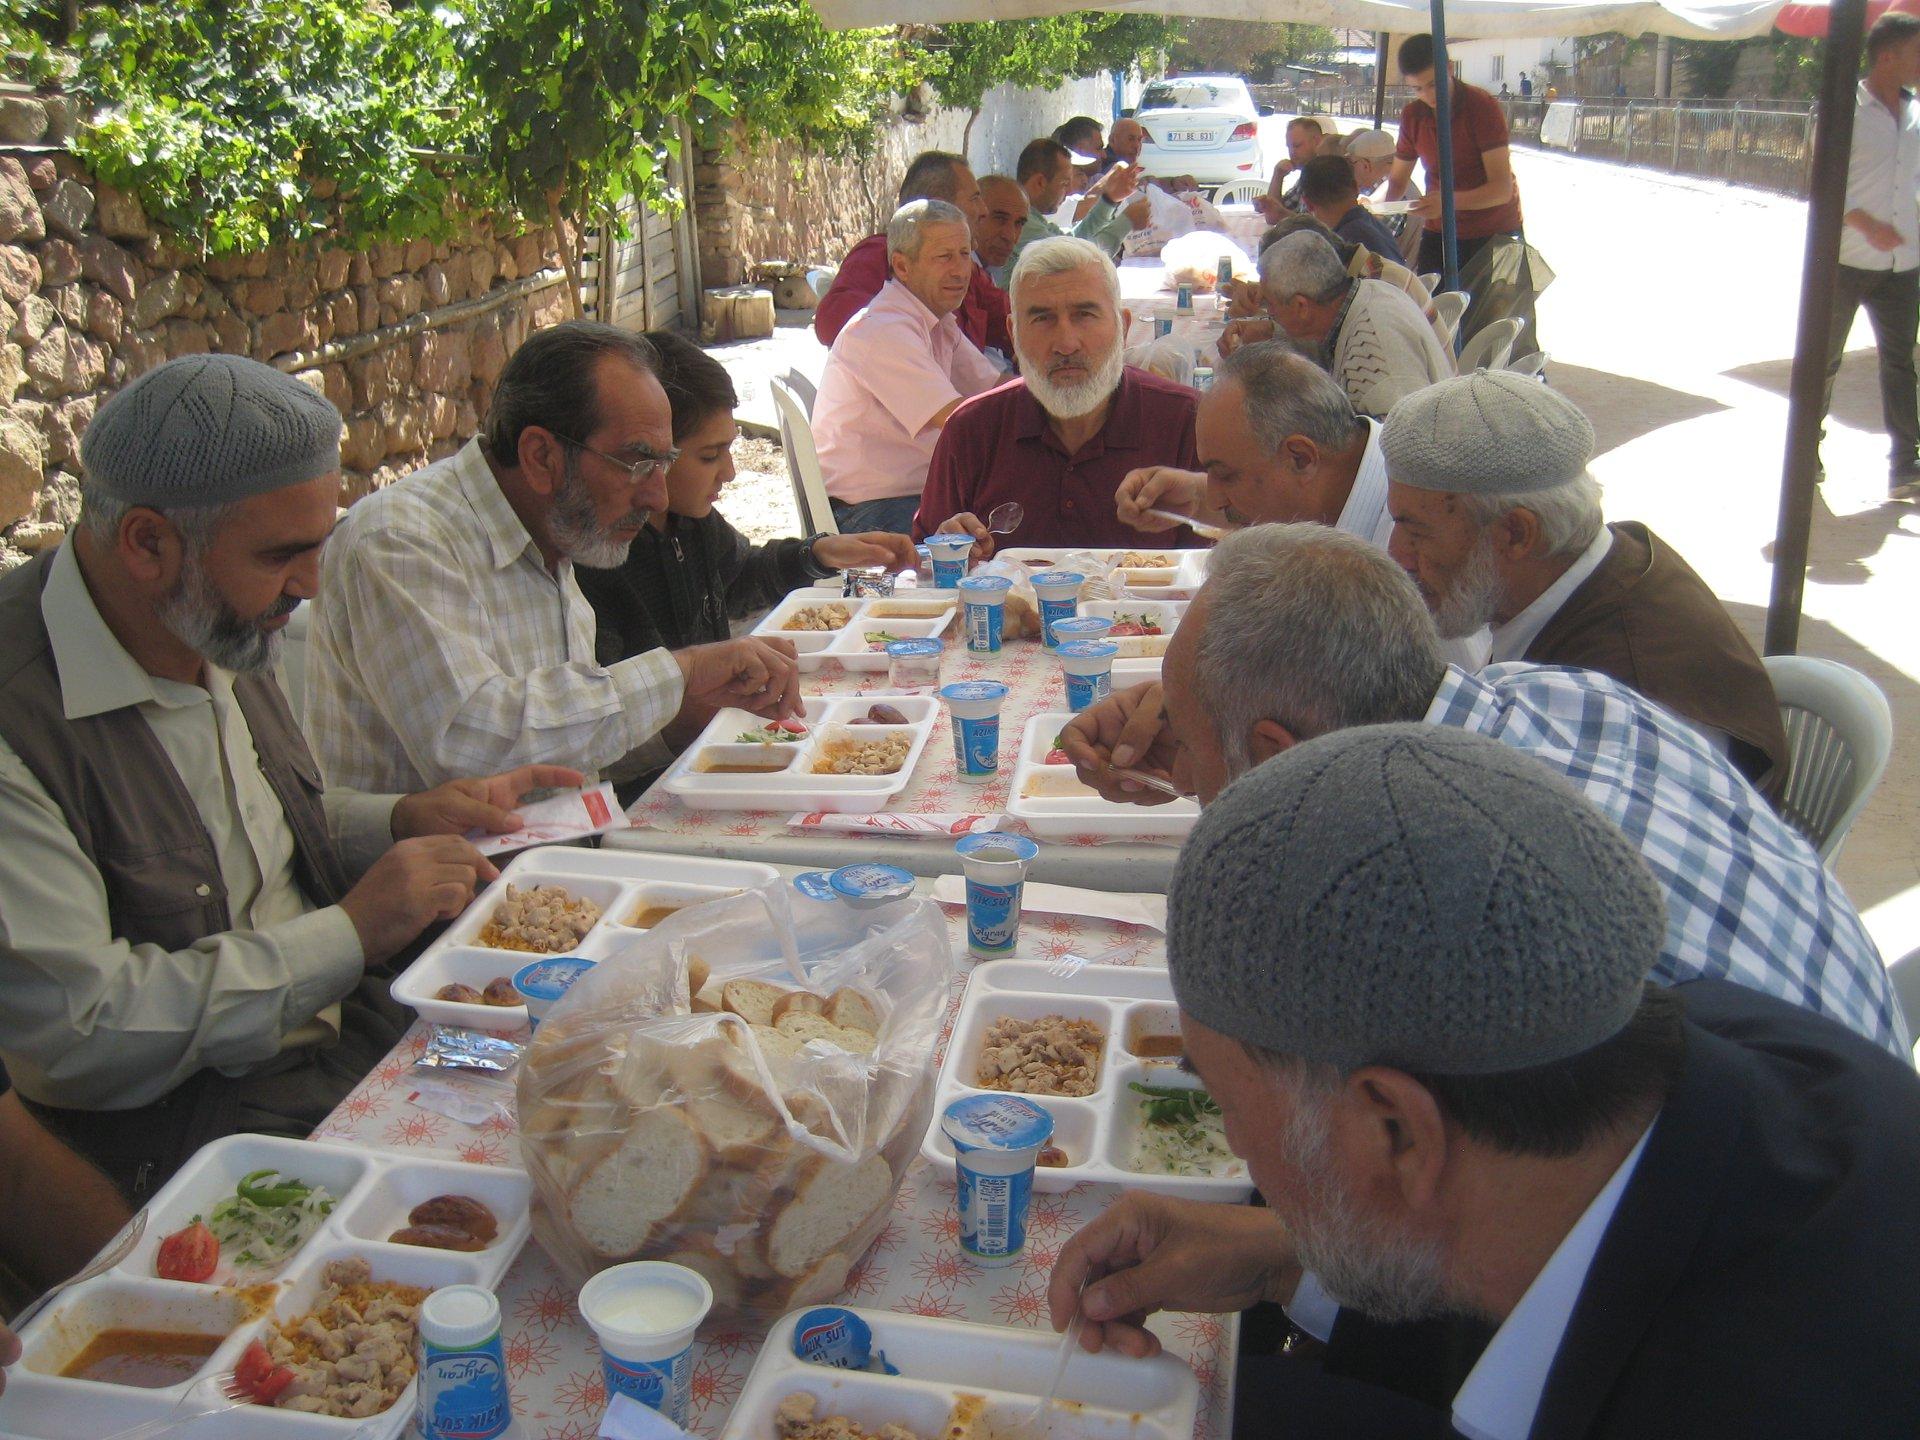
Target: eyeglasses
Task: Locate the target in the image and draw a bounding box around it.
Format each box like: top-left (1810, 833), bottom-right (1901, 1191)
top-left (553, 434), bottom-right (681, 485)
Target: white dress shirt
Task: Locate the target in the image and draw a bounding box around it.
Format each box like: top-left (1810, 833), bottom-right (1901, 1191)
top-left (1840, 80), bottom-right (1920, 272)
top-left (305, 438), bottom-right (685, 792)
top-left (1286, 1122), bottom-right (1656, 1440)
top-left (1487, 525), bottom-right (1614, 664)
top-left (1334, 418), bottom-right (1394, 549)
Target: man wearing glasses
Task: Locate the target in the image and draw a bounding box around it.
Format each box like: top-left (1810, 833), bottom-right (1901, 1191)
top-left (306, 322), bottom-right (805, 792)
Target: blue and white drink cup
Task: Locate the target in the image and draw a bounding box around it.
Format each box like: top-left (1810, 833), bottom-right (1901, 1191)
top-left (1049, 615), bottom-right (1113, 647)
top-left (1057, 640), bottom-right (1119, 712)
top-left (885, 636), bottom-right (943, 694)
top-left (827, 862), bottom-right (916, 908)
top-left (1029, 571), bottom-right (1086, 649)
top-left (957, 574), bottom-right (1013, 653)
top-left (955, 831), bottom-right (1040, 957)
top-left (416, 1285), bottom-right (513, 1440)
top-left (942, 1094), bottom-right (1055, 1267)
top-left (940, 680), bottom-right (1009, 783)
top-left (925, 532), bottom-right (975, 589)
top-left (512, 956), bottom-right (596, 1027)
top-left (578, 1262), bottom-right (713, 1427)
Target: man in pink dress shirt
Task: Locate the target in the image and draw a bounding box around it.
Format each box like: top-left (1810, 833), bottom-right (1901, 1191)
top-left (812, 200), bottom-right (1007, 535)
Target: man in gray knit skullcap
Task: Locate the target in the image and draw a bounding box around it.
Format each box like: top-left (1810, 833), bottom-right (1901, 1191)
top-left (1047, 723), bottom-right (1920, 1438)
top-left (1381, 370), bottom-right (1788, 796)
top-left (0, 352), bottom-right (580, 1199)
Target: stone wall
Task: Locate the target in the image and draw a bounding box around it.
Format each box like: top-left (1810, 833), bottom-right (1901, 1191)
top-left (0, 93), bottom-right (572, 567)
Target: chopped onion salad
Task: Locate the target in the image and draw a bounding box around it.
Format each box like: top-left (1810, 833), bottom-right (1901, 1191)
top-left (202, 1169), bottom-right (336, 1275)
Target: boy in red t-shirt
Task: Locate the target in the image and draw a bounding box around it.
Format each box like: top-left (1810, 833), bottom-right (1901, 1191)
top-left (1385, 33), bottom-right (1525, 276)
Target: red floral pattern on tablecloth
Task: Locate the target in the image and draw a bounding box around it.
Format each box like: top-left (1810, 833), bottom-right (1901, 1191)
top-left (622, 632), bottom-right (1184, 849)
top-left (308, 911), bottom-right (1232, 1440)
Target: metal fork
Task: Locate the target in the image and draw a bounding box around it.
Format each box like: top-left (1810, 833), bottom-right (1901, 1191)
top-left (9, 1206), bottom-right (147, 1330)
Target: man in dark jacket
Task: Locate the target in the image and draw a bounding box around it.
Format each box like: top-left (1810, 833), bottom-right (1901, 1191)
top-left (576, 333), bottom-right (914, 798)
top-left (1049, 724), bottom-right (1920, 1440)
top-left (1298, 153), bottom-right (1403, 264)
top-left (1383, 371), bottom-right (1788, 798)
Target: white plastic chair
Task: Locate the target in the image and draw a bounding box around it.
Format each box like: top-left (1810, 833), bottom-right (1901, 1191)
top-left (783, 367), bottom-right (817, 417)
top-left (1505, 350), bottom-right (1550, 378)
top-left (770, 375), bottom-right (838, 538)
top-left (1429, 290), bottom-right (1469, 346)
top-left (1211, 179), bottom-right (1268, 207)
top-left (1456, 317), bottom-right (1524, 373)
top-left (1418, 272), bottom-right (1441, 291)
top-left (1763, 654), bottom-right (1893, 863)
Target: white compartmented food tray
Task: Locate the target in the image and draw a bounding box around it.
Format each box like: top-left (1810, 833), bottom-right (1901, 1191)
top-left (997, 547), bottom-right (1210, 602)
top-left (660, 693), bottom-right (940, 814)
top-left (722, 1306), bottom-right (1200, 1440)
top-left (750, 589), bottom-right (959, 672)
top-left (0, 1133), bottom-right (531, 1440)
top-left (921, 963), bottom-right (1251, 1201)
top-left (1079, 598), bottom-right (1188, 684)
top-left (1007, 713), bottom-right (1199, 840)
top-left (392, 845), bottom-right (781, 1028)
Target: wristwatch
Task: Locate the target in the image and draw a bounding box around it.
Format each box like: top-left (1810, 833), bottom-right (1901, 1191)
top-left (802, 533), bottom-right (837, 579)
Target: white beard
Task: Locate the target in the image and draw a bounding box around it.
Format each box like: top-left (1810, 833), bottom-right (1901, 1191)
top-left (1023, 340), bottom-right (1126, 420)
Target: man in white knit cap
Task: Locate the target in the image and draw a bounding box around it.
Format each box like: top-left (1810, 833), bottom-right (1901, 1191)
top-left (1257, 230), bottom-right (1453, 419)
top-left (1383, 370), bottom-right (1787, 798)
top-left (0, 353), bottom-right (578, 1199)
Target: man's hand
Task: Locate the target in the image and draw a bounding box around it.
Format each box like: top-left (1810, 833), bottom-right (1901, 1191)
top-left (1853, 213), bottom-right (1906, 253)
top-left (936, 511), bottom-right (995, 563)
top-left (339, 836), bottom-right (496, 963)
top-left (1253, 193), bottom-right (1282, 223)
top-left (676, 637), bottom-right (804, 721)
top-left (1061, 682), bottom-right (1186, 806)
top-left (1409, 190), bottom-right (1443, 221)
top-left (811, 531), bottom-right (919, 574)
top-left (1048, 1194), bottom-right (1298, 1359)
top-left (1115, 467), bottom-right (1207, 531)
top-left (1101, 162), bottom-right (1141, 203)
top-left (1219, 317), bottom-right (1275, 357)
top-left (391, 765), bottom-right (586, 840)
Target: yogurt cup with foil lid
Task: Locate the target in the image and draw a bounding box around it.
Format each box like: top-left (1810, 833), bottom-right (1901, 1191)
top-left (792, 870), bottom-right (837, 901)
top-left (791, 1306), bottom-right (900, 1374)
top-left (512, 957), bottom-right (597, 1025)
top-left (941, 1094), bottom-right (1055, 1267)
top-left (1049, 615), bottom-right (1114, 645)
top-left (826, 863), bottom-right (916, 907)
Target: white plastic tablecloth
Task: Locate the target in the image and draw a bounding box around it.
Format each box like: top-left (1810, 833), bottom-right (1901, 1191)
top-left (311, 896), bottom-right (1238, 1440)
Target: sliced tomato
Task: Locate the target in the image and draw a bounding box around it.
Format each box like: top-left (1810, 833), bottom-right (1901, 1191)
top-left (155, 1221), bottom-right (219, 1282)
top-left (1044, 749), bottom-right (1071, 766)
top-left (234, 1340), bottom-right (294, 1404)
top-left (773, 718), bottom-right (809, 735)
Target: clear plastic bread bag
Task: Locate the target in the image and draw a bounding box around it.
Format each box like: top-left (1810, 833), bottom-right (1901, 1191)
top-left (516, 878), bottom-right (958, 1324)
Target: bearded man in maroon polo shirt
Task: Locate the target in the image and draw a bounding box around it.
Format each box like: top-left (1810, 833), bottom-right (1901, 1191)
top-left (913, 237), bottom-right (1198, 554)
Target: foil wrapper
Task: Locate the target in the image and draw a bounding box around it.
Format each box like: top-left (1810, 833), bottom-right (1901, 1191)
top-left (842, 567), bottom-right (897, 598)
top-left (415, 1025), bottom-right (524, 1074)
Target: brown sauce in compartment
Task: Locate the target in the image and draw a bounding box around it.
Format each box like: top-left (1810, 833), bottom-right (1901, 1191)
top-left (627, 904), bottom-right (684, 928)
top-left (62, 1328), bottom-right (223, 1388)
top-left (1131, 1034), bottom-right (1185, 1059)
top-left (699, 760), bottom-right (792, 774)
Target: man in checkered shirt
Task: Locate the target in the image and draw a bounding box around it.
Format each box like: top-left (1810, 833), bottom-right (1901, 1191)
top-left (305, 323), bottom-right (806, 793)
top-left (1061, 523), bottom-right (1910, 1059)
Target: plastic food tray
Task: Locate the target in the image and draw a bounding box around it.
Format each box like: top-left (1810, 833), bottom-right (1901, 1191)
top-left (1006, 713), bottom-right (1199, 841)
top-left (1078, 599), bottom-right (1187, 685)
top-left (751, 589), bottom-right (959, 673)
top-left (391, 845), bottom-right (782, 1029)
top-left (0, 1133), bottom-right (531, 1440)
top-left (660, 693), bottom-right (941, 815)
top-left (722, 1306), bottom-right (1200, 1440)
top-left (920, 962), bottom-right (1251, 1201)
top-left (995, 548), bottom-right (1209, 603)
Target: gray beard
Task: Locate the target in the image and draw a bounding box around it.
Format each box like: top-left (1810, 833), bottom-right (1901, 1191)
top-left (159, 547), bottom-right (291, 675)
top-left (1433, 529), bottom-right (1506, 640)
top-left (1023, 341), bottom-right (1125, 420)
top-left (551, 454), bottom-right (647, 569)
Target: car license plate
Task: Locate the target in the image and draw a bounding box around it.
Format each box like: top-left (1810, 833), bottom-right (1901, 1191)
top-left (1168, 129), bottom-right (1214, 143)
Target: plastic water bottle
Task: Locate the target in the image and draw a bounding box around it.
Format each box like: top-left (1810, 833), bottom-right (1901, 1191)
top-left (1192, 353), bottom-right (1214, 392)
top-left (416, 1285), bottom-right (515, 1439)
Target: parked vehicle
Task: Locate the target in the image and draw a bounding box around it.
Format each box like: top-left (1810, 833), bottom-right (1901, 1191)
top-left (1134, 75), bottom-right (1265, 188)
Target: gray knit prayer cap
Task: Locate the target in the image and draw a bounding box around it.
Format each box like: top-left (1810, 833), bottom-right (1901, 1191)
top-left (1167, 724), bottom-right (1665, 1075)
top-left (1380, 369), bottom-right (1595, 495)
top-left (81, 353), bottom-right (343, 507)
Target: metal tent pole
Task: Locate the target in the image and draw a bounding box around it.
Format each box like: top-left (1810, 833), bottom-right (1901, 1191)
top-left (1430, 2), bottom-right (1460, 290)
top-left (1374, 33), bottom-right (1390, 126)
top-left (1765, 0), bottom-right (1868, 654)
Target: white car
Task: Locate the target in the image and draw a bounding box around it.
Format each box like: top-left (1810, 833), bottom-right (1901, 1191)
top-left (1133, 75), bottom-right (1266, 190)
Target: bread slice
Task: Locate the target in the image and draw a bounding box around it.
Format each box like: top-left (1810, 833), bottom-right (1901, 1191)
top-left (825, 988), bottom-right (881, 1036)
top-left (659, 1243), bottom-right (743, 1315)
top-left (567, 1107), bottom-right (707, 1259)
top-left (770, 989), bottom-right (827, 1025)
top-left (775, 1012), bottom-right (878, 1055)
top-left (687, 954), bottom-right (711, 999)
top-left (686, 1093), bottom-right (780, 1162)
top-left (766, 1154), bottom-right (894, 1278)
top-left (784, 1250), bottom-right (853, 1309)
top-left (722, 978), bottom-right (788, 1026)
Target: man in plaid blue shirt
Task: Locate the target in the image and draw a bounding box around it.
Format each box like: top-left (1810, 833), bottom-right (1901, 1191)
top-left (1063, 524), bottom-right (1910, 1059)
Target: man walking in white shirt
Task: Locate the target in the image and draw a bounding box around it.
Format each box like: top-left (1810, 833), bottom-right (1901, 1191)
top-left (1827, 13), bottom-right (1920, 497)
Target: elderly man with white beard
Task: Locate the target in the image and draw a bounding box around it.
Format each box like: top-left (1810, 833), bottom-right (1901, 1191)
top-left (912, 236), bottom-right (1199, 554)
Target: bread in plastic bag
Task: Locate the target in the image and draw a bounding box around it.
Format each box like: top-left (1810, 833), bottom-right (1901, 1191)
top-left (515, 878), bottom-right (957, 1324)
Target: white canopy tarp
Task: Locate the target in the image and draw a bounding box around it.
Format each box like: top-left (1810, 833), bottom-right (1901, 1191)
top-left (809, 0), bottom-right (1790, 40)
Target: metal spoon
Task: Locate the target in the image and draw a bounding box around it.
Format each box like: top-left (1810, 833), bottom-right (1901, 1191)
top-left (986, 501), bottom-right (1025, 535)
top-left (10, 1206), bottom-right (148, 1330)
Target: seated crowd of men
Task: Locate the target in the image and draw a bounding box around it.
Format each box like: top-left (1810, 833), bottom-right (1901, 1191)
top-left (0, 83), bottom-right (1916, 1431)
